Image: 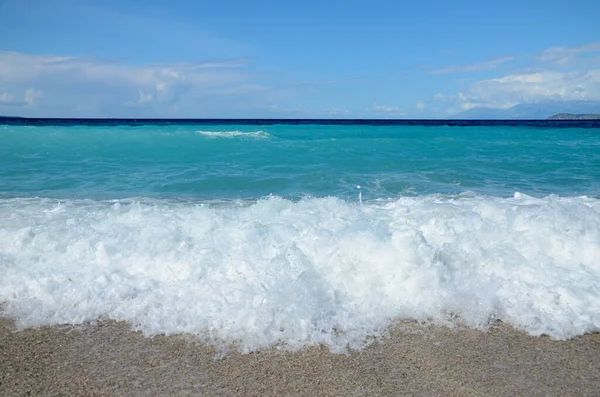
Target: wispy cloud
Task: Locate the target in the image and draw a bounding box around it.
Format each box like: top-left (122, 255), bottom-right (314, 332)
top-left (431, 42), bottom-right (600, 77)
top-left (430, 56), bottom-right (516, 75)
top-left (536, 42), bottom-right (600, 65)
top-left (0, 52), bottom-right (253, 88)
top-left (328, 107), bottom-right (349, 116)
top-left (285, 75), bottom-right (407, 87)
top-left (364, 103), bottom-right (407, 117)
top-left (289, 78), bottom-right (370, 86)
top-left (372, 103), bottom-right (402, 112)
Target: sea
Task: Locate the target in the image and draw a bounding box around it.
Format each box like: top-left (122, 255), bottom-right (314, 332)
top-left (1, 118), bottom-right (599, 352)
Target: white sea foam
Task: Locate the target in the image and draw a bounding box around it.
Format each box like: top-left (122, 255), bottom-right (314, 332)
top-left (196, 130), bottom-right (271, 139)
top-left (1, 194), bottom-right (599, 352)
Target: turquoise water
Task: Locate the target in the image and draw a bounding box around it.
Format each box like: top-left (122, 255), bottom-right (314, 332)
top-left (1, 120), bottom-right (600, 350)
top-left (2, 122), bottom-right (599, 200)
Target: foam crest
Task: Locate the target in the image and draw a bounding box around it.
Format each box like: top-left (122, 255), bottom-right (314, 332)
top-left (1, 194), bottom-right (599, 352)
top-left (196, 130), bottom-right (271, 139)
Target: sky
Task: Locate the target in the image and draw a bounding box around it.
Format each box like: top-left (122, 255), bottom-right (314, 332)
top-left (0, 0), bottom-right (599, 118)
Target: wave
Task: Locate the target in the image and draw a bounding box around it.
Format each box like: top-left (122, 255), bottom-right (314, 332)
top-left (196, 130), bottom-right (271, 139)
top-left (1, 194), bottom-right (599, 352)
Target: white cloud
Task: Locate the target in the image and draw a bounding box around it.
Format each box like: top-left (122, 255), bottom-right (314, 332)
top-left (425, 42), bottom-right (600, 116)
top-left (471, 70), bottom-right (598, 106)
top-left (125, 90), bottom-right (153, 107)
top-left (0, 91), bottom-right (17, 105)
top-left (0, 51), bottom-right (268, 117)
top-left (0, 88), bottom-right (41, 107)
top-left (431, 69), bottom-right (600, 113)
top-left (328, 107), bottom-right (349, 116)
top-left (425, 42), bottom-right (600, 115)
top-left (138, 90), bottom-right (153, 104)
top-left (24, 88), bottom-right (42, 105)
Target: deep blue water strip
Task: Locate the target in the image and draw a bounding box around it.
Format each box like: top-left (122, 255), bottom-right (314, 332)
top-left (2, 117), bottom-right (600, 128)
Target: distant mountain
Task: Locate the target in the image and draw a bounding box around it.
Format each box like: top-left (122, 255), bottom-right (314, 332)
top-left (548, 113), bottom-right (600, 120)
top-left (453, 101), bottom-right (600, 119)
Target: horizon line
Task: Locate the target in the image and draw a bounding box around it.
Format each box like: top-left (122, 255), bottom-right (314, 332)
top-left (1, 116), bottom-right (591, 121)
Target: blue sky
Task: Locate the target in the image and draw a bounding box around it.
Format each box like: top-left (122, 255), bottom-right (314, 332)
top-left (0, 0), bottom-right (599, 118)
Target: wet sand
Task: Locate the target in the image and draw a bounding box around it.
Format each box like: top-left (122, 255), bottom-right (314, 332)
top-left (1, 317), bottom-right (599, 396)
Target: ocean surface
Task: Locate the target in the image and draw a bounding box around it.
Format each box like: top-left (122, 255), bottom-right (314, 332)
top-left (1, 118), bottom-right (599, 352)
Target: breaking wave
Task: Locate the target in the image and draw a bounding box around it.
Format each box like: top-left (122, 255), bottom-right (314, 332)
top-left (196, 130), bottom-right (271, 139)
top-left (1, 193), bottom-right (599, 352)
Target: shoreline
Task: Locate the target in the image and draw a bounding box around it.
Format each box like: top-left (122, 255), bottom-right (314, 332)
top-left (2, 317), bottom-right (599, 396)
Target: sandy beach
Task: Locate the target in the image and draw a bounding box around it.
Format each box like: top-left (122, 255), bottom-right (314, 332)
top-left (1, 317), bottom-right (598, 396)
